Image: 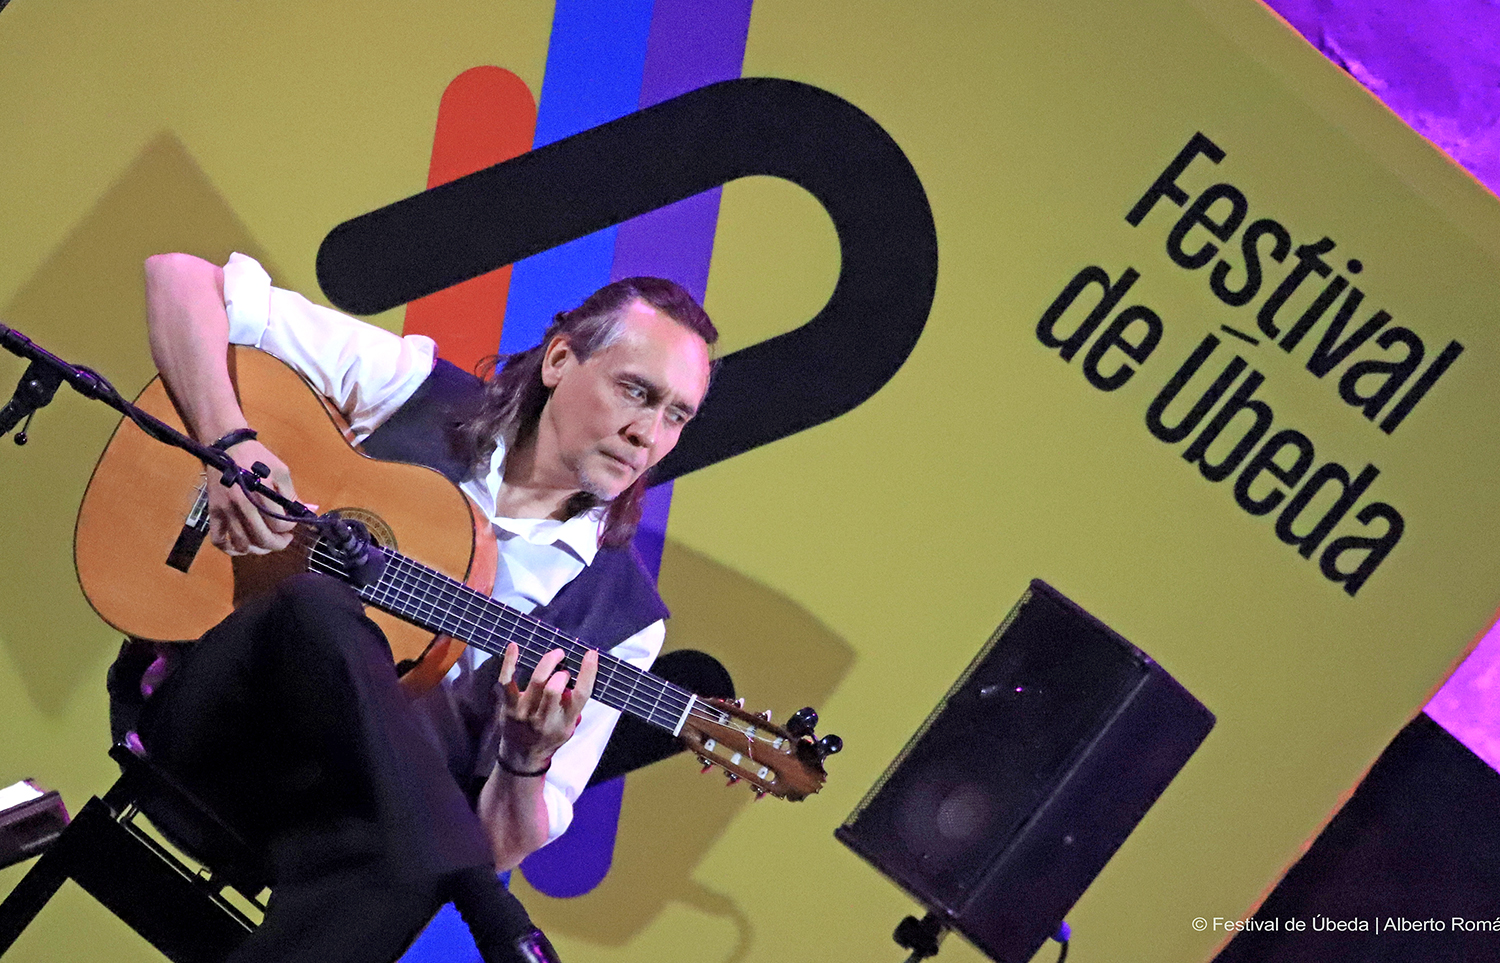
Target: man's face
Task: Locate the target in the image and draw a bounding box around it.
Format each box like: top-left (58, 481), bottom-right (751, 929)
top-left (538, 298), bottom-right (712, 501)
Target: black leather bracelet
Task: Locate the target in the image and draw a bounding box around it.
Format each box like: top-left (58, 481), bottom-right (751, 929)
top-left (496, 756), bottom-right (551, 778)
top-left (209, 427), bottom-right (258, 451)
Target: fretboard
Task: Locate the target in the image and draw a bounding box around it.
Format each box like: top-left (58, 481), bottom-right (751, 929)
top-left (307, 538), bottom-right (696, 735)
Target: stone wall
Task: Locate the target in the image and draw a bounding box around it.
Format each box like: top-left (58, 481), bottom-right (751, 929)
top-left (1265, 0), bottom-right (1500, 194)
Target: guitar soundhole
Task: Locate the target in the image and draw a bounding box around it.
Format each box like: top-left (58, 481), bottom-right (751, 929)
top-left (329, 507), bottom-right (397, 551)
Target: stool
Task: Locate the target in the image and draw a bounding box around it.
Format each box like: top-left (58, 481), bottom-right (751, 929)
top-left (0, 745), bottom-right (268, 963)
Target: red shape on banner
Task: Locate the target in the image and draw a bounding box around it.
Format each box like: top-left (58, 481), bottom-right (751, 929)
top-left (402, 66), bottom-right (538, 372)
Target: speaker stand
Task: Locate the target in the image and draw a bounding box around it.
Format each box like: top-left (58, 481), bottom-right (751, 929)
top-left (893, 912), bottom-right (948, 962)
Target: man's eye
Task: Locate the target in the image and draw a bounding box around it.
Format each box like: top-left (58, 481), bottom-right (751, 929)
top-left (665, 409), bottom-right (689, 426)
top-left (622, 383), bottom-right (647, 401)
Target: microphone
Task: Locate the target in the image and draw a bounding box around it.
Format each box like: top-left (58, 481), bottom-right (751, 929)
top-left (0, 397), bottom-right (26, 437)
top-left (0, 360), bottom-right (63, 440)
top-left (324, 515), bottom-right (388, 588)
top-left (0, 320), bottom-right (26, 354)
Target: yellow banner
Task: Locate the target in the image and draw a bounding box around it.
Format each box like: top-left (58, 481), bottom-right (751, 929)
top-left (1, 1), bottom-right (1496, 961)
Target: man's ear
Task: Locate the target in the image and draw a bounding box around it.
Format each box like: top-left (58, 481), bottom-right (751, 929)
top-left (540, 335), bottom-right (573, 389)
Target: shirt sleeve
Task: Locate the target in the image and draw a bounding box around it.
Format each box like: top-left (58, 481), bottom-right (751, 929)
top-left (536, 618), bottom-right (667, 843)
top-left (221, 252), bottom-right (437, 441)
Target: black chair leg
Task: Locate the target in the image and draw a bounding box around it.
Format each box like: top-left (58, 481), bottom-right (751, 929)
top-left (0, 794), bottom-right (257, 963)
top-left (0, 835), bottom-right (70, 954)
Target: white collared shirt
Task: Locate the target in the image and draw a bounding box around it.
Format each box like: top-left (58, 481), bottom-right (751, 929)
top-left (222, 252), bottom-right (664, 843)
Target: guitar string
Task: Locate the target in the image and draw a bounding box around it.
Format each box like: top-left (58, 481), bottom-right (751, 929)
top-left (371, 550), bottom-right (802, 764)
top-left (296, 539), bottom-right (809, 790)
top-left (300, 532), bottom-right (631, 698)
top-left (296, 533), bottom-right (808, 776)
top-left (299, 535), bottom-right (758, 742)
top-left (372, 549), bottom-right (690, 733)
top-left (333, 541), bottom-right (684, 730)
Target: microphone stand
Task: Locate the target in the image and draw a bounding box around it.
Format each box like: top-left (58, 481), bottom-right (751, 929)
top-left (0, 320), bottom-right (378, 579)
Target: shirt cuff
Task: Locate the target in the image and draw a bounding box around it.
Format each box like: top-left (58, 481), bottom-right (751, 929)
top-left (541, 777), bottom-right (577, 842)
top-left (222, 252), bottom-right (272, 347)
top-left (533, 619), bottom-right (666, 845)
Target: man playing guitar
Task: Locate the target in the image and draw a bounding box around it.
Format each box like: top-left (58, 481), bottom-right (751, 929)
top-left (121, 251), bottom-right (720, 963)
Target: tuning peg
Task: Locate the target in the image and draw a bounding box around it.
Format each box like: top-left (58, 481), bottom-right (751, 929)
top-left (815, 734), bottom-right (843, 760)
top-left (699, 757), bottom-right (714, 774)
top-left (787, 707), bottom-right (819, 738)
top-left (757, 709), bottom-right (772, 721)
top-left (753, 789), bottom-right (768, 801)
top-left (732, 698), bottom-right (745, 709)
top-left (725, 773), bottom-right (741, 787)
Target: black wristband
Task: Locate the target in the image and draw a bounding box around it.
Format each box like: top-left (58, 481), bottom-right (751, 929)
top-left (496, 756), bottom-right (551, 778)
top-left (209, 427), bottom-right (258, 451)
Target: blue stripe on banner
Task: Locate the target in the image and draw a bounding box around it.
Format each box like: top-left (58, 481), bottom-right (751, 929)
top-left (500, 0), bottom-right (657, 355)
top-left (402, 5), bottom-right (659, 953)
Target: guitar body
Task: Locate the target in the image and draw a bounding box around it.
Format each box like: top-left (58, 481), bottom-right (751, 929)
top-left (74, 346), bottom-right (497, 694)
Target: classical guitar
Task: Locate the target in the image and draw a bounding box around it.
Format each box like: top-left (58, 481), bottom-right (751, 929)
top-left (75, 347), bottom-right (837, 801)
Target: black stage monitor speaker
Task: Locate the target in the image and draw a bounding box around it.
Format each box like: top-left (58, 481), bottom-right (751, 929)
top-left (835, 580), bottom-right (1214, 962)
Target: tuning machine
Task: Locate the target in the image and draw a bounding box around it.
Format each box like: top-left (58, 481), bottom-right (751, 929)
top-left (787, 706), bottom-right (842, 765)
top-left (787, 706), bottom-right (818, 738)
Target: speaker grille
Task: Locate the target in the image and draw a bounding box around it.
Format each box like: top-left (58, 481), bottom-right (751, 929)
top-left (839, 583), bottom-right (1148, 910)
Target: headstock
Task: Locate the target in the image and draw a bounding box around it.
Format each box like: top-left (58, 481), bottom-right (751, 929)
top-left (678, 698), bottom-right (842, 801)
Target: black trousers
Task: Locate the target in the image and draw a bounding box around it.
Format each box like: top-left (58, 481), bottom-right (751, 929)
top-left (131, 572), bottom-right (735, 963)
top-left (139, 573), bottom-right (489, 962)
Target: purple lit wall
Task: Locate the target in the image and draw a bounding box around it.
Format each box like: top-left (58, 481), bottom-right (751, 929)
top-left (1264, 0), bottom-right (1500, 195)
top-left (1214, 10), bottom-right (1500, 955)
top-left (1426, 617), bottom-right (1500, 774)
top-left (1266, 0), bottom-right (1500, 779)
top-left (1266, 0), bottom-right (1500, 771)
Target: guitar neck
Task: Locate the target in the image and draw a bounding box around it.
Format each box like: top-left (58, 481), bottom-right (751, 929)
top-left (307, 539), bottom-right (696, 735)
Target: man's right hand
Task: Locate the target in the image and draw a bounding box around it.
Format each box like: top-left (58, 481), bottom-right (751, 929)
top-left (207, 438), bottom-right (304, 555)
top-left (145, 253), bottom-right (308, 556)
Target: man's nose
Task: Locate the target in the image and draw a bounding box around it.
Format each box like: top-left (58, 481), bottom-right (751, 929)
top-left (625, 410), bottom-right (662, 447)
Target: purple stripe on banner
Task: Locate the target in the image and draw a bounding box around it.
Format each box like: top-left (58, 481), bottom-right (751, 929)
top-left (614, 0), bottom-right (754, 578)
top-left (638, 0), bottom-right (755, 109)
top-left (612, 0), bottom-right (753, 300)
top-left (519, 0), bottom-right (755, 903)
top-left (518, 775), bottom-right (627, 899)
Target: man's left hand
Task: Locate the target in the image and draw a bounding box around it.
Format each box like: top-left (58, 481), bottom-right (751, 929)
top-left (494, 644), bottom-right (598, 774)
